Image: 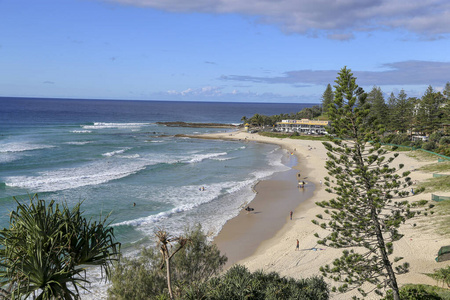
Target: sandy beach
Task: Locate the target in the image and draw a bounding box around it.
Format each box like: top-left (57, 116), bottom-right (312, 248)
top-left (203, 130), bottom-right (450, 299)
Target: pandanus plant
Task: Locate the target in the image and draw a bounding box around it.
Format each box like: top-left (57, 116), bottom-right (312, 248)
top-left (0, 195), bottom-right (120, 300)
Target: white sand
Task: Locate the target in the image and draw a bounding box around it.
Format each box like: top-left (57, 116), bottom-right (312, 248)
top-left (202, 130), bottom-right (450, 299)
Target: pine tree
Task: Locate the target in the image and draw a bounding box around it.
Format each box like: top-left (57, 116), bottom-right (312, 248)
top-left (367, 86), bottom-right (388, 128)
top-left (415, 86), bottom-right (444, 135)
top-left (321, 84), bottom-right (334, 114)
top-left (389, 90), bottom-right (414, 134)
top-left (313, 67), bottom-right (422, 300)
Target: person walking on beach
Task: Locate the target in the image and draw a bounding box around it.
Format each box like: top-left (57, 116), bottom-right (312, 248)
top-left (296, 239), bottom-right (299, 251)
top-left (290, 211), bottom-right (293, 220)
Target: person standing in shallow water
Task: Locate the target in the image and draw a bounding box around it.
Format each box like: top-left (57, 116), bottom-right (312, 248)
top-left (290, 211), bottom-right (293, 220)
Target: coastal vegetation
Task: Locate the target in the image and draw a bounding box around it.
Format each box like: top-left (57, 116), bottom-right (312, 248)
top-left (0, 196), bottom-right (120, 300)
top-left (312, 67), bottom-right (425, 300)
top-left (108, 225), bottom-right (329, 300)
top-left (382, 284), bottom-right (447, 300)
top-left (244, 79), bottom-right (450, 157)
top-left (258, 131), bottom-right (328, 141)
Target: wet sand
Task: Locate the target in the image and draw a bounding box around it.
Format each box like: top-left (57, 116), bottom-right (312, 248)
top-left (214, 155), bottom-right (314, 268)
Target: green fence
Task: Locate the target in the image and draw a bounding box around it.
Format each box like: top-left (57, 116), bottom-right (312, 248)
top-left (433, 174), bottom-right (449, 178)
top-left (381, 143), bottom-right (450, 161)
top-left (432, 194), bottom-right (450, 202)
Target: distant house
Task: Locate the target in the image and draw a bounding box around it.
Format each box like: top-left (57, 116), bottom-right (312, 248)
top-left (412, 135), bottom-right (429, 142)
top-left (276, 119), bottom-right (330, 134)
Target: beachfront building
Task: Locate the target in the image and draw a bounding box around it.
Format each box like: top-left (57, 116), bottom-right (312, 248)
top-left (276, 119), bottom-right (331, 135)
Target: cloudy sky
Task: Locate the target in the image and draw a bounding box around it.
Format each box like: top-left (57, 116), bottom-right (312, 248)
top-left (1, 0), bottom-right (449, 103)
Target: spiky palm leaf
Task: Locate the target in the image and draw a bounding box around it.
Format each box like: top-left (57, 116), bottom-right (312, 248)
top-left (0, 195), bottom-right (120, 300)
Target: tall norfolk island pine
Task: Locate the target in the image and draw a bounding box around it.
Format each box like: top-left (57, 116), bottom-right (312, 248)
top-left (313, 67), bottom-right (422, 300)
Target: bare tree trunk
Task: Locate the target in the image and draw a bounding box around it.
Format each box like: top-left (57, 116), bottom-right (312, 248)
top-left (165, 256), bottom-right (174, 300)
top-left (156, 230), bottom-right (188, 300)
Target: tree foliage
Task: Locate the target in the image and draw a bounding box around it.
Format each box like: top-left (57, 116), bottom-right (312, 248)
top-left (367, 86), bottom-right (388, 128)
top-left (0, 195), bottom-right (120, 300)
top-left (314, 67), bottom-right (423, 300)
top-left (382, 285), bottom-right (443, 300)
top-left (387, 89), bottom-right (415, 134)
top-left (426, 266), bottom-right (450, 288)
top-left (245, 105), bottom-right (323, 128)
top-left (107, 224), bottom-right (227, 300)
top-left (204, 265), bottom-right (329, 300)
top-left (416, 86), bottom-right (445, 135)
top-left (322, 83), bottom-right (334, 114)
top-left (108, 225), bottom-right (329, 300)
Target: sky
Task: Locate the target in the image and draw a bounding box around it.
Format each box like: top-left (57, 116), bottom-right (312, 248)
top-left (1, 0), bottom-right (450, 103)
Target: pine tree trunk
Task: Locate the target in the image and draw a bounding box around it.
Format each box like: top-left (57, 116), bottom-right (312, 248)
top-left (373, 215), bottom-right (400, 300)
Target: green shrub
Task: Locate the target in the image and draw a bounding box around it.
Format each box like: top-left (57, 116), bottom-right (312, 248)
top-left (426, 266), bottom-right (450, 288)
top-left (430, 131), bottom-right (445, 144)
top-left (439, 136), bottom-right (450, 145)
top-left (382, 134), bottom-right (397, 144)
top-left (411, 140), bottom-right (423, 148)
top-left (383, 285), bottom-right (442, 300)
top-left (435, 145), bottom-right (450, 157)
top-left (108, 226), bottom-right (329, 300)
top-left (108, 224), bottom-right (227, 300)
top-left (205, 265), bottom-right (329, 300)
top-left (391, 133), bottom-right (411, 145)
top-left (422, 141), bottom-right (437, 151)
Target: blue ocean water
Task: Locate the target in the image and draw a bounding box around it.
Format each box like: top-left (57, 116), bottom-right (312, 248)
top-left (0, 97), bottom-right (315, 297)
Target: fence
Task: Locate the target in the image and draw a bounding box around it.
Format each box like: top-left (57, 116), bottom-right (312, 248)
top-left (433, 174), bottom-right (449, 178)
top-left (381, 143), bottom-right (450, 161)
top-left (432, 194), bottom-right (450, 202)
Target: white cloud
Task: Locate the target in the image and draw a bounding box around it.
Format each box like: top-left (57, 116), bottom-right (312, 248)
top-left (105, 0), bottom-right (450, 38)
top-left (167, 86), bottom-right (223, 97)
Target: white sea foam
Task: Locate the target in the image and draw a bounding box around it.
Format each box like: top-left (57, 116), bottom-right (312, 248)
top-left (71, 130), bottom-right (92, 133)
top-left (4, 159), bottom-right (153, 192)
top-left (211, 157), bottom-right (234, 161)
top-left (184, 152), bottom-right (228, 163)
top-left (82, 122), bottom-right (154, 130)
top-left (0, 142), bottom-right (55, 153)
top-left (0, 153), bottom-right (19, 163)
top-left (121, 154), bottom-right (140, 159)
top-left (65, 141), bottom-right (93, 145)
top-left (102, 147), bottom-right (131, 157)
top-left (112, 180), bottom-right (249, 228)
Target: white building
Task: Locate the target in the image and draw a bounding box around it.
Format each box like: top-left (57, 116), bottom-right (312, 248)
top-left (276, 119), bottom-right (330, 134)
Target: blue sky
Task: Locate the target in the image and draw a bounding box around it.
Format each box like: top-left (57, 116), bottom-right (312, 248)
top-left (1, 0), bottom-right (449, 103)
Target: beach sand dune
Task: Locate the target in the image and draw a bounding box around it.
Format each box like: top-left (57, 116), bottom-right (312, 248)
top-left (202, 130), bottom-right (450, 299)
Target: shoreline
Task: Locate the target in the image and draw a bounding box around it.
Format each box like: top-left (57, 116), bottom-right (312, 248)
top-left (200, 130), bottom-right (450, 299)
top-left (213, 154), bottom-right (315, 268)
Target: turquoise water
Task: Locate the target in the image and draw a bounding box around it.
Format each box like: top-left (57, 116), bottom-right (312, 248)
top-left (0, 98), bottom-right (316, 246)
top-left (0, 97), bottom-right (315, 298)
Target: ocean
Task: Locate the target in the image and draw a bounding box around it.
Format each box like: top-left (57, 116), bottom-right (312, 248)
top-left (0, 97), bottom-right (316, 297)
